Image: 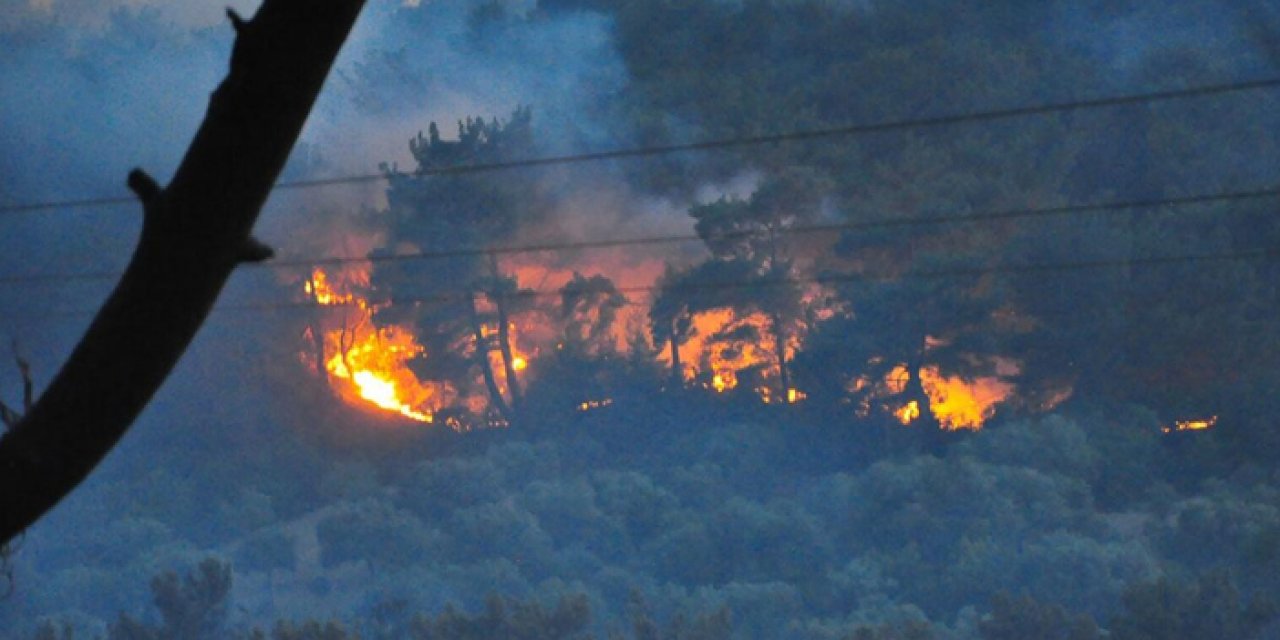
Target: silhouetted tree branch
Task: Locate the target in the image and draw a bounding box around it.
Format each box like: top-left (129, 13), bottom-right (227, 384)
top-left (0, 0), bottom-right (367, 545)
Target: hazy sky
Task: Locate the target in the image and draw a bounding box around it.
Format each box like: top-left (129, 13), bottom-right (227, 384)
top-left (0, 0), bottom-right (639, 408)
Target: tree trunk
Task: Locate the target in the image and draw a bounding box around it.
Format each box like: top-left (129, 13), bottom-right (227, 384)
top-left (904, 356), bottom-right (939, 433)
top-left (669, 333), bottom-right (683, 388)
top-left (0, 0), bottom-right (367, 545)
top-left (469, 295), bottom-right (512, 424)
top-left (494, 297), bottom-right (524, 412)
top-left (770, 311), bottom-right (792, 403)
top-left (488, 256), bottom-right (523, 412)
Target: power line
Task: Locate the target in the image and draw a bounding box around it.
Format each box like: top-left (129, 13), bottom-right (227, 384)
top-left (2, 76), bottom-right (1278, 216)
top-left (24, 245), bottom-right (1269, 318)
top-left (272, 185), bottom-right (1280, 267)
top-left (337, 247), bottom-right (1280, 306)
top-left (3, 184), bottom-right (1277, 287)
top-left (129, 248), bottom-right (1280, 318)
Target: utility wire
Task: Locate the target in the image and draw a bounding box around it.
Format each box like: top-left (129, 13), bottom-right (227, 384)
top-left (122, 245), bottom-right (1280, 316)
top-left (296, 247), bottom-right (1279, 307)
top-left (23, 245), bottom-right (1269, 318)
top-left (271, 185), bottom-right (1280, 268)
top-left (2, 184), bottom-right (1277, 287)
top-left (2, 76), bottom-right (1278, 216)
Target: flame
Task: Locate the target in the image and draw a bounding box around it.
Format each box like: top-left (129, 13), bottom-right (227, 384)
top-left (578, 398), bottom-right (614, 412)
top-left (664, 308), bottom-right (801, 401)
top-left (757, 386), bottom-right (806, 405)
top-left (1162, 416), bottom-right (1218, 434)
top-left (306, 268), bottom-right (359, 307)
top-left (877, 362), bottom-right (1013, 430)
top-left (895, 400), bottom-right (921, 424)
top-left (304, 268), bottom-right (442, 424)
top-left (296, 245), bottom-right (1036, 428)
top-left (481, 320), bottom-right (530, 401)
top-left (920, 366), bottom-right (1013, 431)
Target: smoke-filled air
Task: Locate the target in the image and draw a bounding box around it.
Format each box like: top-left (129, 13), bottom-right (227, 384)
top-left (3, 0), bottom-right (1280, 638)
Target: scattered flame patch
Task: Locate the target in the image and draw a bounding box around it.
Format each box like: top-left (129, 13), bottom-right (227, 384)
top-left (1162, 416), bottom-right (1218, 434)
top-left (578, 398), bottom-right (614, 412)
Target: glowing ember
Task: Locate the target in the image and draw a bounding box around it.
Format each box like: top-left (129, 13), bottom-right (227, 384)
top-left (1162, 416), bottom-right (1218, 434)
top-left (578, 398), bottom-right (614, 412)
top-left (757, 386), bottom-right (806, 404)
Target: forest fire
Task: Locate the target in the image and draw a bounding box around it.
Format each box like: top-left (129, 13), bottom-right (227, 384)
top-left (303, 268), bottom-right (442, 424)
top-left (300, 259), bottom-right (1022, 427)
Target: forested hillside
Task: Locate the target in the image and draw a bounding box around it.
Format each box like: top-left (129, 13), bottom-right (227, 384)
top-left (2, 0), bottom-right (1279, 638)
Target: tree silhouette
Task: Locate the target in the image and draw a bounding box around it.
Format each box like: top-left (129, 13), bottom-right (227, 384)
top-left (0, 0), bottom-right (367, 545)
top-left (375, 107), bottom-right (542, 426)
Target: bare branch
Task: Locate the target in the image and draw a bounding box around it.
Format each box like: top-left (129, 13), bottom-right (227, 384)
top-left (0, 0), bottom-right (367, 545)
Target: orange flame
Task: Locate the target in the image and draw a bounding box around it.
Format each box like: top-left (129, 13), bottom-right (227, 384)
top-left (920, 366), bottom-right (1014, 431)
top-left (881, 363), bottom-right (1013, 430)
top-left (663, 309), bottom-right (801, 401)
top-left (1162, 416), bottom-right (1218, 434)
top-left (578, 398), bottom-right (614, 412)
top-left (304, 268), bottom-right (442, 424)
top-left (895, 400), bottom-right (921, 424)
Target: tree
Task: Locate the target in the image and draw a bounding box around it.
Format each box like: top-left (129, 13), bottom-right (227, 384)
top-left (373, 107), bottom-right (543, 426)
top-left (522, 273), bottom-right (630, 417)
top-left (109, 557), bottom-right (233, 640)
top-left (408, 593), bottom-right (593, 640)
top-left (0, 0), bottom-right (367, 546)
top-left (648, 263), bottom-right (699, 387)
top-left (978, 592), bottom-right (1100, 640)
top-left (1109, 570), bottom-right (1277, 640)
top-left (651, 169), bottom-right (823, 400)
top-left (689, 170), bottom-right (826, 400)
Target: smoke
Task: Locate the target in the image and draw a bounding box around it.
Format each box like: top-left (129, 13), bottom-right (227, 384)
top-left (0, 0), bottom-right (260, 31)
top-left (0, 0), bottom-right (638, 376)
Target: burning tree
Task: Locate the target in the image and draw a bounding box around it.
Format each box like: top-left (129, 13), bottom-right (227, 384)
top-left (796, 136), bottom-right (1040, 434)
top-left (652, 169), bottom-right (826, 401)
top-left (370, 107), bottom-right (545, 427)
top-left (648, 263), bottom-right (699, 387)
top-left (520, 273), bottom-right (631, 417)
